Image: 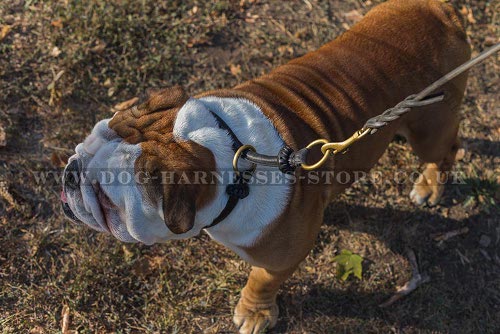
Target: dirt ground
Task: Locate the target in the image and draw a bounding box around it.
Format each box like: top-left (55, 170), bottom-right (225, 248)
top-left (0, 0), bottom-right (498, 333)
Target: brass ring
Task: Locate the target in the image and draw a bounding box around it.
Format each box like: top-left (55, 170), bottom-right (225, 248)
top-left (232, 145), bottom-right (257, 174)
top-left (301, 139), bottom-right (331, 171)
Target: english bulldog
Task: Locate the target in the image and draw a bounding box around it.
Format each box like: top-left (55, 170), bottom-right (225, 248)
top-left (61, 0), bottom-right (470, 332)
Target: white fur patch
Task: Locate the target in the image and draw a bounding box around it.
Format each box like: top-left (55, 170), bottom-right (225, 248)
top-left (65, 97), bottom-right (291, 254)
top-left (66, 119), bottom-right (203, 245)
top-left (173, 96), bottom-right (291, 260)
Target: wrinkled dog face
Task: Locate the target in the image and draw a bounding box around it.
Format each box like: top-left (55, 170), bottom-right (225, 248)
top-left (61, 87), bottom-right (216, 244)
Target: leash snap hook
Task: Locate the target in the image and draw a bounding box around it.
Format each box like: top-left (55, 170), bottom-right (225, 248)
top-left (320, 128), bottom-right (371, 155)
top-left (300, 139), bottom-right (330, 170)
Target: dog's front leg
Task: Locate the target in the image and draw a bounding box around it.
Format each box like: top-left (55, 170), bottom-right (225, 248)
top-left (233, 265), bottom-right (296, 333)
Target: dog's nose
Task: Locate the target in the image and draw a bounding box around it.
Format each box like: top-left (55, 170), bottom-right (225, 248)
top-left (64, 159), bottom-right (80, 190)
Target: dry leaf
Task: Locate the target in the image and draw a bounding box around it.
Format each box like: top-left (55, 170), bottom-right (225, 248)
top-left (61, 305), bottom-right (70, 334)
top-left (344, 10), bottom-right (364, 23)
top-left (467, 11), bottom-right (476, 24)
top-left (278, 45), bottom-right (293, 55)
top-left (0, 123), bottom-right (6, 147)
top-left (460, 6), bottom-right (476, 24)
top-left (50, 152), bottom-right (69, 167)
top-left (29, 326), bottom-right (46, 334)
top-left (230, 64), bottom-right (242, 76)
top-left (245, 14), bottom-right (259, 23)
top-left (0, 25), bottom-right (12, 41)
top-left (294, 27), bottom-right (308, 39)
top-left (90, 39), bottom-right (107, 53)
top-left (122, 245), bottom-right (134, 261)
top-left (131, 257), bottom-right (152, 276)
top-left (50, 46), bottom-right (61, 57)
top-left (484, 36), bottom-right (498, 46)
top-left (107, 87), bottom-right (116, 97)
top-left (0, 180), bottom-right (19, 210)
top-left (131, 255), bottom-right (167, 276)
top-left (113, 97), bottom-right (139, 112)
top-left (103, 78), bottom-right (112, 88)
top-left (51, 19), bottom-right (63, 28)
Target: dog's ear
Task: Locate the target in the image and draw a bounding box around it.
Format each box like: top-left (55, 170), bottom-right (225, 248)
top-left (139, 86), bottom-right (189, 114)
top-left (138, 140), bottom-right (216, 235)
top-left (109, 85), bottom-right (189, 144)
top-left (161, 175), bottom-right (197, 234)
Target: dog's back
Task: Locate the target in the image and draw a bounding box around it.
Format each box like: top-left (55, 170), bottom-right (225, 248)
top-left (222, 0), bottom-right (470, 149)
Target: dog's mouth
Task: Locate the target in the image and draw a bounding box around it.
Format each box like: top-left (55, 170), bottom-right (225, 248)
top-left (61, 190), bottom-right (80, 222)
top-left (93, 182), bottom-right (120, 234)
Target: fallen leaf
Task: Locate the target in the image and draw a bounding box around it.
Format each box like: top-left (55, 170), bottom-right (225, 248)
top-left (50, 152), bottom-right (69, 167)
top-left (484, 36), bottom-right (498, 46)
top-left (467, 11), bottom-right (476, 24)
top-left (0, 123), bottom-right (6, 147)
top-left (107, 87), bottom-right (116, 97)
top-left (122, 245), bottom-right (134, 261)
top-left (460, 6), bottom-right (476, 24)
top-left (0, 180), bottom-right (19, 210)
top-left (51, 19), bottom-right (63, 28)
top-left (278, 45), bottom-right (293, 55)
top-left (61, 305), bottom-right (70, 334)
top-left (50, 46), bottom-right (61, 57)
top-left (90, 39), bottom-right (107, 53)
top-left (294, 27), bottom-right (308, 39)
top-left (131, 257), bottom-right (152, 276)
top-left (230, 64), bottom-right (242, 76)
top-left (103, 78), bottom-right (112, 88)
top-left (344, 10), bottom-right (364, 24)
top-left (0, 25), bottom-right (12, 41)
top-left (29, 326), bottom-right (46, 334)
top-left (333, 249), bottom-right (363, 281)
top-left (113, 97), bottom-right (139, 112)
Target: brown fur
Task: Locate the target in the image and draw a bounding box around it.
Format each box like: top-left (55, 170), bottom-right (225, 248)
top-left (109, 86), bottom-right (216, 234)
top-left (110, 1), bottom-right (470, 332)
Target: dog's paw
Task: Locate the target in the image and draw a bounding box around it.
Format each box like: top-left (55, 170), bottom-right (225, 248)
top-left (233, 298), bottom-right (278, 334)
top-left (410, 173), bottom-right (443, 207)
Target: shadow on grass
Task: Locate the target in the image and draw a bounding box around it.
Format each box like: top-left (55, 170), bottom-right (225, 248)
top-left (270, 200), bottom-right (499, 333)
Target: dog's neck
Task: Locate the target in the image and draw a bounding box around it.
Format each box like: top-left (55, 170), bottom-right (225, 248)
top-left (173, 96), bottom-right (291, 259)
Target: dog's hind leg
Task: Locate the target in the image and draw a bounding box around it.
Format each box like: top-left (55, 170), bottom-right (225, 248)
top-left (409, 132), bottom-right (461, 206)
top-left (403, 91), bottom-right (465, 206)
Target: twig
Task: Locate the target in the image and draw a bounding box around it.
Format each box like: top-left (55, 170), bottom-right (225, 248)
top-left (431, 227), bottom-right (469, 242)
top-left (379, 248), bottom-right (430, 308)
top-left (61, 304), bottom-right (70, 334)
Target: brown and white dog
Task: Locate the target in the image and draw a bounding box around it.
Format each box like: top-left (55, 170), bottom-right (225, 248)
top-left (61, 0), bottom-right (470, 332)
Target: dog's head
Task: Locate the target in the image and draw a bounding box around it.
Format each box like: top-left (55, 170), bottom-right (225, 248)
top-left (61, 87), bottom-right (219, 244)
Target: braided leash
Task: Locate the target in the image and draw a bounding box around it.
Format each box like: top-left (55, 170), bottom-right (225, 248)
top-left (232, 42), bottom-right (500, 173)
top-left (363, 42), bottom-right (500, 134)
top-left (363, 93), bottom-right (445, 134)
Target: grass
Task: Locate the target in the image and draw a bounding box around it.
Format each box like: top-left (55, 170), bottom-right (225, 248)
top-left (1, 0), bottom-right (499, 333)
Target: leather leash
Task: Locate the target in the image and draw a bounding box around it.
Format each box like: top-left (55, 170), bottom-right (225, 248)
top-left (234, 42), bottom-right (500, 172)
